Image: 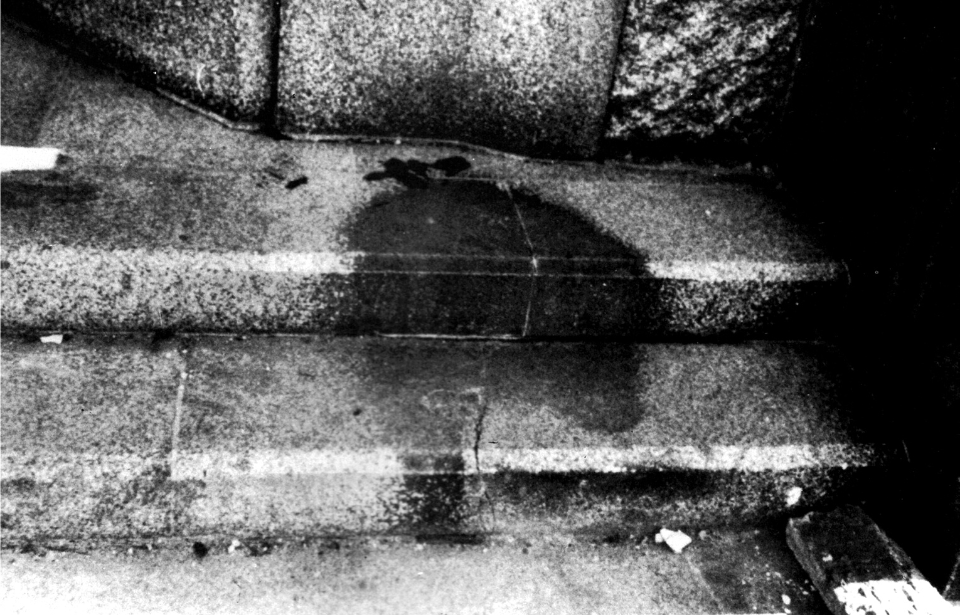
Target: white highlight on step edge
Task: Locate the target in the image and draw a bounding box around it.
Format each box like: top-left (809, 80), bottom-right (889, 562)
top-left (0, 146), bottom-right (62, 172)
top-left (2, 246), bottom-right (845, 283)
top-left (479, 444), bottom-right (874, 473)
top-left (1, 444), bottom-right (877, 483)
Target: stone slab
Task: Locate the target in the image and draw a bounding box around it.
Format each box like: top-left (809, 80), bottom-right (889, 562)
top-left (1, 334), bottom-right (897, 540)
top-left (606, 0), bottom-right (804, 161)
top-left (787, 505), bottom-right (955, 615)
top-left (5, 1), bottom-right (275, 127)
top-left (276, 0), bottom-right (627, 158)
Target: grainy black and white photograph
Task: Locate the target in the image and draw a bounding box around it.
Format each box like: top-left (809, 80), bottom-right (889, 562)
top-left (1, 0), bottom-right (957, 613)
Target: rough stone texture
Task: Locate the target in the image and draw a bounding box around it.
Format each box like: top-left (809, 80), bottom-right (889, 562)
top-left (276, 0), bottom-right (628, 158)
top-left (787, 506), bottom-right (956, 615)
top-left (606, 0), bottom-right (804, 160)
top-left (0, 334), bottom-right (897, 539)
top-left (5, 0), bottom-right (276, 126)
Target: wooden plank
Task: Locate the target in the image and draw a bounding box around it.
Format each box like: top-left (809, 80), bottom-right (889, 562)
top-left (787, 505), bottom-right (954, 615)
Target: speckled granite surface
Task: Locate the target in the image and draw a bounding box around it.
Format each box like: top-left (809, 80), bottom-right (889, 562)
top-left (605, 0), bottom-right (805, 159)
top-left (276, 0), bottom-right (627, 158)
top-left (4, 0), bottom-right (276, 127)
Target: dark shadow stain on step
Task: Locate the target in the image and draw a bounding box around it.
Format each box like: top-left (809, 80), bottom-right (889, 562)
top-left (482, 342), bottom-right (647, 434)
top-left (0, 172), bottom-right (100, 210)
top-left (343, 156), bottom-right (651, 337)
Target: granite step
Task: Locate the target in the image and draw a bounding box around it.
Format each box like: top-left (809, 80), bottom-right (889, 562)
top-left (0, 333), bottom-right (899, 541)
top-left (1, 22), bottom-right (845, 340)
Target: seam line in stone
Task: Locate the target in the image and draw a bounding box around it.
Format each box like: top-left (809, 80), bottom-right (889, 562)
top-left (169, 368), bottom-right (187, 475)
top-left (508, 189), bottom-right (538, 337)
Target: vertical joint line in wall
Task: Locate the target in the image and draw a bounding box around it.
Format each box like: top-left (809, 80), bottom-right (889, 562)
top-left (265, 0), bottom-right (283, 129)
top-left (598, 0), bottom-right (635, 160)
top-left (510, 187), bottom-right (537, 338)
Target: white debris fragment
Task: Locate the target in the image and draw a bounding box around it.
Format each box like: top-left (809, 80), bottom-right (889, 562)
top-left (0, 146), bottom-right (63, 172)
top-left (785, 486), bottom-right (803, 507)
top-left (227, 539), bottom-right (242, 555)
top-left (782, 594), bottom-right (791, 605)
top-left (657, 529), bottom-right (693, 554)
top-left (40, 334), bottom-right (64, 344)
top-left (822, 553), bottom-right (833, 563)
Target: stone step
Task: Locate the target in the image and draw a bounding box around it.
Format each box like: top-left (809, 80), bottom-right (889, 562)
top-left (1, 22), bottom-right (845, 339)
top-left (0, 333), bottom-right (899, 541)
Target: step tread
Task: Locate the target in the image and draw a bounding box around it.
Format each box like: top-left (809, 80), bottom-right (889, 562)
top-left (1, 25), bottom-right (844, 338)
top-left (1, 334), bottom-right (898, 538)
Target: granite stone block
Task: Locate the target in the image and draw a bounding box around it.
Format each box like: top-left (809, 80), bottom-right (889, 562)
top-left (6, 0), bottom-right (277, 127)
top-left (277, 0), bottom-right (628, 158)
top-left (607, 0), bottom-right (805, 160)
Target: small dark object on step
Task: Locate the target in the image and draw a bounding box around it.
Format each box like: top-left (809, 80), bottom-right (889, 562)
top-left (20, 542), bottom-right (47, 557)
top-left (364, 158), bottom-right (428, 188)
top-left (193, 541), bottom-right (209, 559)
top-left (404, 159), bottom-right (431, 177)
top-left (430, 156), bottom-right (471, 177)
top-left (363, 156), bottom-right (471, 189)
top-left (285, 176), bottom-right (308, 190)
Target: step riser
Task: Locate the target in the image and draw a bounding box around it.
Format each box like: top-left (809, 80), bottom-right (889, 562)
top-left (1, 245), bottom-right (844, 338)
top-left (2, 459), bottom-right (884, 541)
top-left (1, 333), bottom-right (896, 541)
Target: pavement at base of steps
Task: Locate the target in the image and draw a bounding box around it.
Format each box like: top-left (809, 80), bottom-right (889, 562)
top-left (0, 525), bottom-right (831, 615)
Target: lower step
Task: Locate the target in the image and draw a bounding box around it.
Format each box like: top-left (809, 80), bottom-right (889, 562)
top-left (0, 334), bottom-right (898, 540)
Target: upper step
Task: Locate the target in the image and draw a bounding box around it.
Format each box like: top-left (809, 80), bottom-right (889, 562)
top-left (1, 24), bottom-right (844, 340)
